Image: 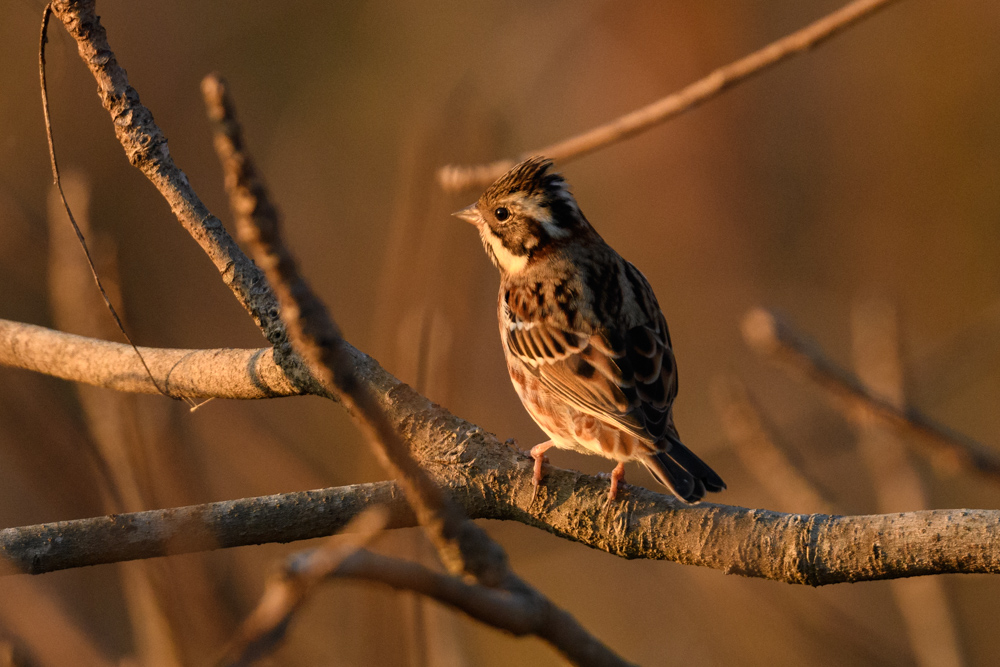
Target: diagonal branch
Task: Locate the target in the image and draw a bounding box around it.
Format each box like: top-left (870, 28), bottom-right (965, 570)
top-left (437, 0), bottom-right (904, 191)
top-left (742, 307), bottom-right (1000, 481)
top-left (48, 0), bottom-right (290, 360)
top-left (202, 73), bottom-right (630, 666)
top-left (202, 72), bottom-right (507, 587)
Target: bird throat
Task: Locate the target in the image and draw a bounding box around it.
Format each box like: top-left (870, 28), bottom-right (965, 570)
top-left (480, 226), bottom-right (528, 274)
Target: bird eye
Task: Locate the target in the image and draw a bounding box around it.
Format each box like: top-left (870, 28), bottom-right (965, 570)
top-left (494, 207), bottom-right (510, 222)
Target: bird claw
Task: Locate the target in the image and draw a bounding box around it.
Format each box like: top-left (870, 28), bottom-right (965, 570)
top-left (527, 441), bottom-right (555, 504)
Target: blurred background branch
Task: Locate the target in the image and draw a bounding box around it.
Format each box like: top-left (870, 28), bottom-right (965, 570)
top-left (849, 297), bottom-right (963, 667)
top-left (742, 307), bottom-right (1000, 480)
top-left (437, 0), bottom-right (903, 191)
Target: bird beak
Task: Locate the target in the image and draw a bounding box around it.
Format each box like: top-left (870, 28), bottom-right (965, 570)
top-left (452, 204), bottom-right (480, 225)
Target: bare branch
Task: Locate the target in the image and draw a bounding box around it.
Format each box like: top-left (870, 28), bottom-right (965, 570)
top-left (438, 0), bottom-right (904, 191)
top-left (0, 319), bottom-right (300, 399)
top-left (4, 312), bottom-right (1000, 588)
top-left (2, 481), bottom-right (999, 586)
top-left (0, 483), bottom-right (414, 575)
top-left (334, 549), bottom-right (628, 659)
top-left (742, 307), bottom-right (1000, 480)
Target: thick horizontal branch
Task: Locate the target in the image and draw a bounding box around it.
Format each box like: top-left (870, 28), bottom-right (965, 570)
top-left (0, 319), bottom-right (301, 399)
top-left (438, 0), bottom-right (903, 191)
top-left (3, 472), bottom-right (999, 586)
top-left (742, 308), bottom-right (1000, 480)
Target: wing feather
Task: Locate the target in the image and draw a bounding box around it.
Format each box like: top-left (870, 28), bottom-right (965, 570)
top-left (504, 306), bottom-right (677, 446)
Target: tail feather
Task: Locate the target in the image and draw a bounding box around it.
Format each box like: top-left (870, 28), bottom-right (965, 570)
top-left (643, 434), bottom-right (726, 504)
top-left (664, 433), bottom-right (726, 493)
top-left (642, 453), bottom-right (696, 501)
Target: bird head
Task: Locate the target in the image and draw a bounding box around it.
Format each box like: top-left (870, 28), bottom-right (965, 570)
top-left (454, 157), bottom-right (587, 275)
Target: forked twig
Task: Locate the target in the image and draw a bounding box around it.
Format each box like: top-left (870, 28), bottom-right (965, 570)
top-left (438, 0), bottom-right (903, 191)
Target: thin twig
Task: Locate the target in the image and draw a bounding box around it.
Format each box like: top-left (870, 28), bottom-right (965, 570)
top-left (39, 4), bottom-right (183, 405)
top-left (202, 72), bottom-right (506, 586)
top-left (334, 549), bottom-right (617, 653)
top-left (438, 0), bottom-right (904, 191)
top-left (742, 307), bottom-right (1000, 481)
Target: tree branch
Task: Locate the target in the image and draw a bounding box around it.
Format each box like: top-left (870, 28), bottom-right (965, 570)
top-left (334, 549), bottom-right (632, 661)
top-left (0, 483), bottom-right (413, 576)
top-left (0, 319), bottom-right (300, 400)
top-left (742, 307), bottom-right (1000, 481)
top-left (4, 309), bottom-right (1000, 588)
top-left (3, 480), bottom-right (998, 586)
top-left (437, 0), bottom-right (904, 191)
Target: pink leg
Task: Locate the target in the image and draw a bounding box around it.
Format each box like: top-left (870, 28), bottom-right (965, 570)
top-left (529, 440), bottom-right (556, 499)
top-left (607, 461), bottom-right (627, 502)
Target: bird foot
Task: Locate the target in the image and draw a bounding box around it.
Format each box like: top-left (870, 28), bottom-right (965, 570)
top-left (528, 441), bottom-right (555, 502)
top-left (596, 463), bottom-right (627, 515)
top-left (601, 462), bottom-right (628, 508)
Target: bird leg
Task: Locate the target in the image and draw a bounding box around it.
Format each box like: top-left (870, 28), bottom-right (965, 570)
top-left (607, 461), bottom-right (627, 502)
top-left (529, 440), bottom-right (555, 500)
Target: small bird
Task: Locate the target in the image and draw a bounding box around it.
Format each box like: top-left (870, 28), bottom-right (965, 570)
top-left (454, 157), bottom-right (725, 503)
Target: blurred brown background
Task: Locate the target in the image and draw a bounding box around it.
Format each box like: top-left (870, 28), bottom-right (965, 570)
top-left (2, 0), bottom-right (1000, 665)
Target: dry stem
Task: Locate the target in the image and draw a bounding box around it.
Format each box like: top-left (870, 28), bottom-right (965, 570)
top-left (438, 0), bottom-right (903, 191)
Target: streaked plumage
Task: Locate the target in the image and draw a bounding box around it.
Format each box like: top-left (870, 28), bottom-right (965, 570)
top-left (455, 157), bottom-right (725, 503)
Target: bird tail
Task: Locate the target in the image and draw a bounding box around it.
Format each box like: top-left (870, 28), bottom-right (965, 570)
top-left (641, 433), bottom-right (726, 504)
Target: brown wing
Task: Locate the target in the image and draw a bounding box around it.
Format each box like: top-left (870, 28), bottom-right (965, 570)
top-left (504, 307), bottom-right (677, 447)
